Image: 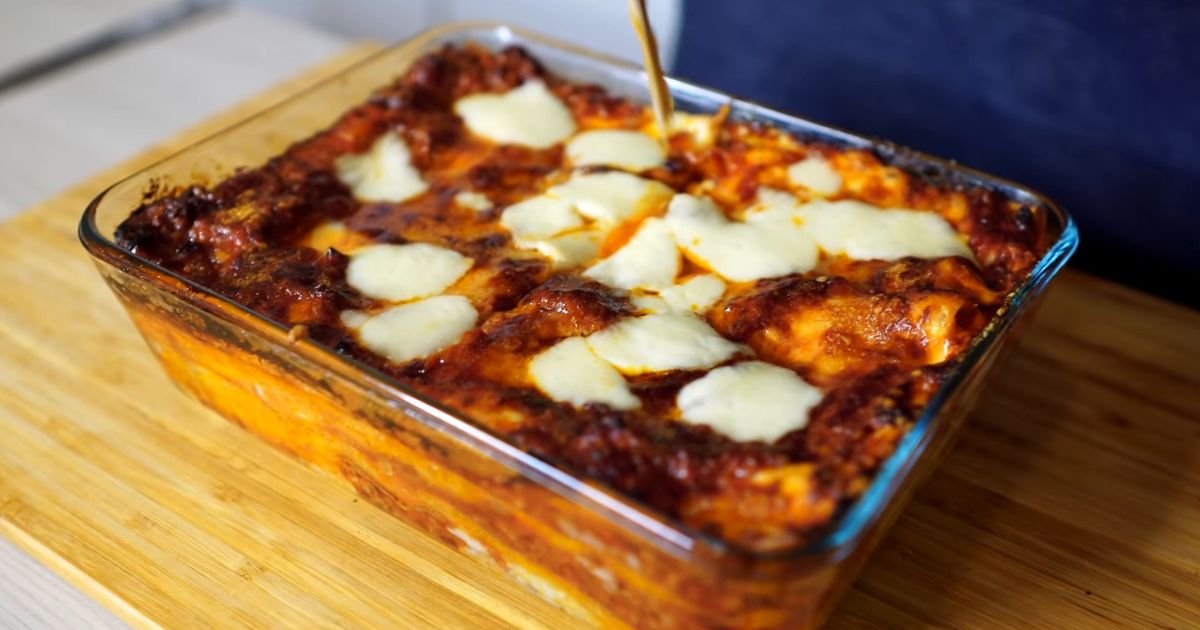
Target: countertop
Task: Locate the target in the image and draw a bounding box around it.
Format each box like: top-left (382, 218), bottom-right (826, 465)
top-left (0, 6), bottom-right (344, 628)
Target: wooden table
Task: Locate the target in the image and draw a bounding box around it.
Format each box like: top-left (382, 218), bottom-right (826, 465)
top-left (0, 7), bottom-right (345, 626)
top-left (1, 45), bottom-right (1198, 629)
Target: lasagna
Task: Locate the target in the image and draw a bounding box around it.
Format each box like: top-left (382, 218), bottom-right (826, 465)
top-left (115, 44), bottom-right (1048, 552)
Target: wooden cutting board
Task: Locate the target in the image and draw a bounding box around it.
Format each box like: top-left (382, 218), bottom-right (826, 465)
top-left (1, 45), bottom-right (1198, 629)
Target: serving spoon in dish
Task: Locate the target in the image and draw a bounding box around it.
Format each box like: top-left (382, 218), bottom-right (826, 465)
top-left (628, 0), bottom-right (675, 142)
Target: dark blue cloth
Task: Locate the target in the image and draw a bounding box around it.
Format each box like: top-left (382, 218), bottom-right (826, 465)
top-left (675, 0), bottom-right (1200, 305)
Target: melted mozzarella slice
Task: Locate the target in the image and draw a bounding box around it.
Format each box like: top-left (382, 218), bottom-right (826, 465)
top-left (529, 337), bottom-right (639, 410)
top-left (586, 313), bottom-right (740, 375)
top-left (670, 113), bottom-right (717, 147)
top-left (797, 199), bottom-right (973, 261)
top-left (520, 230), bottom-right (604, 269)
top-left (453, 80), bottom-right (576, 148)
top-left (787, 156), bottom-right (842, 196)
top-left (346, 243), bottom-right (473, 302)
top-left (499, 172), bottom-right (673, 268)
top-left (454, 190), bottom-right (493, 212)
top-left (750, 186), bottom-right (802, 213)
top-left (629, 294), bottom-right (670, 314)
top-left (566, 129), bottom-right (666, 171)
top-left (584, 218), bottom-right (679, 290)
top-left (664, 276), bottom-right (726, 312)
top-left (676, 361), bottom-right (822, 442)
top-left (548, 172), bottom-right (674, 226)
top-left (665, 194), bottom-right (818, 282)
top-left (355, 296), bottom-right (477, 364)
top-left (501, 196), bottom-right (582, 239)
top-left (336, 132), bottom-right (428, 203)
top-left (339, 309), bottom-right (369, 329)
top-left (633, 274), bottom-right (727, 314)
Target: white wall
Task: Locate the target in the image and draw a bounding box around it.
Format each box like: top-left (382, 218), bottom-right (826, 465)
top-left (238, 0), bottom-right (683, 68)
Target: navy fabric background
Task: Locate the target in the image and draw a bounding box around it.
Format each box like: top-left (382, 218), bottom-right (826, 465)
top-left (674, 0), bottom-right (1199, 305)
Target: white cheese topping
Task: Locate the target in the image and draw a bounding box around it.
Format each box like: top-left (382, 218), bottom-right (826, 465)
top-left (750, 187), bottom-right (802, 214)
top-left (499, 172), bottom-right (674, 268)
top-left (453, 80), bottom-right (576, 149)
top-left (566, 129), bottom-right (666, 171)
top-left (797, 199), bottom-right (973, 261)
top-left (664, 193), bottom-right (818, 282)
top-left (521, 230), bottom-right (604, 269)
top-left (586, 313), bottom-right (740, 375)
top-left (529, 337), bottom-right (640, 410)
top-left (547, 172), bottom-right (674, 226)
top-left (670, 113), bottom-right (718, 147)
top-left (663, 274), bottom-right (726, 312)
top-left (336, 132), bottom-right (428, 203)
top-left (339, 309), bottom-right (369, 329)
top-left (632, 274), bottom-right (727, 315)
top-left (787, 155), bottom-right (843, 196)
top-left (346, 243), bottom-right (473, 302)
top-left (355, 296), bottom-right (477, 364)
top-left (629, 294), bottom-right (671, 314)
top-left (500, 196), bottom-right (582, 239)
top-left (676, 361), bottom-right (822, 442)
top-left (454, 190), bottom-right (493, 212)
top-left (584, 218), bottom-right (679, 290)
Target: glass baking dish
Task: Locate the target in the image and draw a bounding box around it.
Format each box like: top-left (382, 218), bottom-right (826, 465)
top-left (79, 22), bottom-right (1078, 629)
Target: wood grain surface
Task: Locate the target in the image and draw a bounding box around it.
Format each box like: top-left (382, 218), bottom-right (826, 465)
top-left (1, 45), bottom-right (1198, 629)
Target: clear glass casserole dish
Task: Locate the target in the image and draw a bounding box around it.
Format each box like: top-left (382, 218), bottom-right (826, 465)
top-left (79, 22), bottom-right (1079, 629)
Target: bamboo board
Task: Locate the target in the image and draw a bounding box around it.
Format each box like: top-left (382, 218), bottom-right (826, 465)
top-left (1, 45), bottom-right (1198, 629)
